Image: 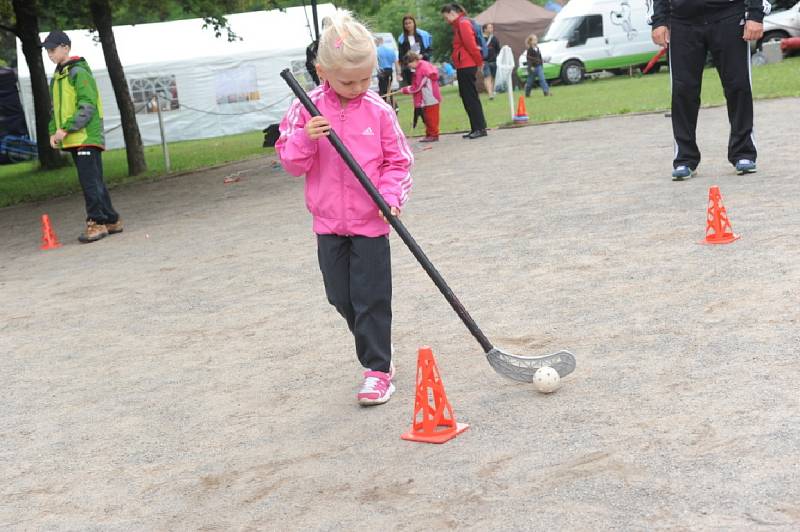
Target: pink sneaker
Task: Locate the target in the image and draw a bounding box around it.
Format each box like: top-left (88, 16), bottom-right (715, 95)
top-left (358, 370), bottom-right (395, 405)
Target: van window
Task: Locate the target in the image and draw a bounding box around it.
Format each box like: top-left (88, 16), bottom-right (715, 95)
top-left (544, 17), bottom-right (583, 42)
top-left (547, 14), bottom-right (604, 45)
top-left (584, 14), bottom-right (603, 39)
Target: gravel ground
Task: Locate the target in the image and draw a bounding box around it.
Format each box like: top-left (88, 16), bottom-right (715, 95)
top-left (2, 97), bottom-right (799, 530)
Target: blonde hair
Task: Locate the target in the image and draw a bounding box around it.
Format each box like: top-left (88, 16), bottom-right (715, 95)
top-left (316, 12), bottom-right (377, 71)
top-left (526, 34), bottom-right (538, 46)
top-left (404, 51), bottom-right (421, 64)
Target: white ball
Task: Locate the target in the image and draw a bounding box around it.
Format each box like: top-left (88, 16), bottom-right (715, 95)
top-left (533, 366), bottom-right (561, 393)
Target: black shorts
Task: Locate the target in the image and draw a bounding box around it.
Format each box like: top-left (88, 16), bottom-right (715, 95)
top-left (482, 62), bottom-right (497, 78)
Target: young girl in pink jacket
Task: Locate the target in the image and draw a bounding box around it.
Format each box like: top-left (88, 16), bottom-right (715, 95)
top-left (276, 13), bottom-right (414, 406)
top-left (400, 51), bottom-right (441, 142)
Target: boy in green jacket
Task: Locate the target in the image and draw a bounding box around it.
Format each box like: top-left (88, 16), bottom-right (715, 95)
top-left (44, 30), bottom-right (122, 243)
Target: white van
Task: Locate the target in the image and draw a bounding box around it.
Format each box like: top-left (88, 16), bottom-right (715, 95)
top-left (517, 0), bottom-right (665, 84)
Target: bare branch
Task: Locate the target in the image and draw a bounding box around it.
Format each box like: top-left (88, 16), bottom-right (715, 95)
top-left (0, 22), bottom-right (17, 35)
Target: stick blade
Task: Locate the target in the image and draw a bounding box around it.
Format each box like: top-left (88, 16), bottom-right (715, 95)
top-left (486, 347), bottom-right (576, 382)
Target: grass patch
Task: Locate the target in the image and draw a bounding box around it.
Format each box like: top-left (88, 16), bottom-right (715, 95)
top-left (2, 57), bottom-right (798, 208)
top-left (398, 56), bottom-right (800, 134)
top-left (0, 131), bottom-right (272, 208)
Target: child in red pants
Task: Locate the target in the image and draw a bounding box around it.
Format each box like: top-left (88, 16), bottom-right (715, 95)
top-left (400, 52), bottom-right (441, 142)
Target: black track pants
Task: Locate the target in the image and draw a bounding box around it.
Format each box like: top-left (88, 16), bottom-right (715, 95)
top-left (317, 234), bottom-right (392, 373)
top-left (669, 15), bottom-right (757, 169)
top-left (456, 66), bottom-right (487, 133)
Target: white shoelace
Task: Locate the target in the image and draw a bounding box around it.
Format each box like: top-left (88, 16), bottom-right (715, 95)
top-left (360, 376), bottom-right (384, 394)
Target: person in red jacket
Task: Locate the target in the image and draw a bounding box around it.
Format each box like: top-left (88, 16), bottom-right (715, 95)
top-left (441, 3), bottom-right (487, 139)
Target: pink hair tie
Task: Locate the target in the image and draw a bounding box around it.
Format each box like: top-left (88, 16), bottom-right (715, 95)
top-left (334, 37), bottom-right (343, 49)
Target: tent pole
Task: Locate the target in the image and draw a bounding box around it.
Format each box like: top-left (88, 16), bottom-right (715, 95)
top-left (507, 69), bottom-right (514, 121)
top-left (311, 0), bottom-right (320, 42)
top-left (155, 92), bottom-right (171, 173)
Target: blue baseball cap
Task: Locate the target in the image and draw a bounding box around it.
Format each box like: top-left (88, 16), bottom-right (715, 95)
top-left (42, 31), bottom-right (71, 49)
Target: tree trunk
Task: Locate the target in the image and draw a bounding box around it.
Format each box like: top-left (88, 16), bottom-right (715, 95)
top-left (89, 0), bottom-right (147, 176)
top-left (11, 0), bottom-right (66, 170)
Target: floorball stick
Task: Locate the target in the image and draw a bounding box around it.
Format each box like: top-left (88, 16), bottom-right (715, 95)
top-left (280, 69), bottom-right (576, 381)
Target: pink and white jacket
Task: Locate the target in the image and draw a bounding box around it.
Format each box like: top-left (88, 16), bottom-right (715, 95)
top-left (400, 60), bottom-right (441, 109)
top-left (276, 83), bottom-right (414, 238)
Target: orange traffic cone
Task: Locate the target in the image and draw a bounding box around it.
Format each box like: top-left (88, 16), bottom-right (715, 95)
top-left (401, 347), bottom-right (468, 444)
top-left (513, 95), bottom-right (528, 123)
top-left (39, 214), bottom-right (62, 250)
top-left (700, 186), bottom-right (740, 245)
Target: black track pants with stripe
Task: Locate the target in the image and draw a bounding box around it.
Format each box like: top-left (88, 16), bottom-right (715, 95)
top-left (317, 234), bottom-right (392, 374)
top-left (669, 15), bottom-right (757, 169)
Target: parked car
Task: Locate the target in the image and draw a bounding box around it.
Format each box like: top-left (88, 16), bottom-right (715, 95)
top-left (517, 0), bottom-right (666, 85)
top-left (760, 0), bottom-right (800, 50)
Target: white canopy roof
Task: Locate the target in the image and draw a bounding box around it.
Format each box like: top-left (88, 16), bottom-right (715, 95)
top-left (15, 5), bottom-right (338, 149)
top-left (18, 6), bottom-right (337, 77)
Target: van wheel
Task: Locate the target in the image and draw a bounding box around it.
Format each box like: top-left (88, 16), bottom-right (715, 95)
top-left (560, 60), bottom-right (585, 85)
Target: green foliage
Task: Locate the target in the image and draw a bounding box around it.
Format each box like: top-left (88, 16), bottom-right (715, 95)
top-left (0, 0), bottom-right (14, 26)
top-left (0, 0), bottom-right (18, 67)
top-left (37, 0), bottom-right (257, 41)
top-left (0, 30), bottom-right (12, 65)
top-left (364, 0), bottom-right (496, 63)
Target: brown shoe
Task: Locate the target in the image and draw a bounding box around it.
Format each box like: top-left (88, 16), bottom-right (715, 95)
top-left (106, 219), bottom-right (124, 235)
top-left (78, 221), bottom-right (108, 243)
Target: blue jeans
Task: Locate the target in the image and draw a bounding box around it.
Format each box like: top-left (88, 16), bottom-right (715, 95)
top-left (525, 65), bottom-right (549, 96)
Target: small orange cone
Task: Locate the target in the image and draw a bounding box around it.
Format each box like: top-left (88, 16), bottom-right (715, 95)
top-left (513, 95), bottom-right (529, 123)
top-left (700, 186), bottom-right (740, 245)
top-left (401, 346), bottom-right (468, 444)
top-left (39, 214), bottom-right (62, 250)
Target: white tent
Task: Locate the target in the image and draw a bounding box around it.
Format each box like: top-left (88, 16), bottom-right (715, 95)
top-left (16, 4), bottom-right (337, 149)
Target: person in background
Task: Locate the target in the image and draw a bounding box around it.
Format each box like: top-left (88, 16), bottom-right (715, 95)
top-left (524, 34), bottom-right (551, 97)
top-left (305, 17), bottom-right (334, 86)
top-left (400, 51), bottom-right (441, 143)
top-left (375, 36), bottom-right (399, 110)
top-left (396, 15), bottom-right (433, 88)
top-left (650, 0), bottom-right (767, 180)
top-left (441, 61), bottom-right (456, 85)
top-left (482, 23), bottom-right (501, 100)
top-left (44, 30), bottom-right (123, 244)
top-left (441, 3), bottom-right (487, 139)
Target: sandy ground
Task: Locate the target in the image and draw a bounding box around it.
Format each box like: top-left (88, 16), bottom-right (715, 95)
top-left (2, 98), bottom-right (799, 530)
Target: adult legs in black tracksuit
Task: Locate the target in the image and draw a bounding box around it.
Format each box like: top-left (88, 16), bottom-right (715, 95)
top-left (456, 66), bottom-right (487, 133)
top-left (670, 14), bottom-right (757, 169)
top-left (317, 234), bottom-right (392, 374)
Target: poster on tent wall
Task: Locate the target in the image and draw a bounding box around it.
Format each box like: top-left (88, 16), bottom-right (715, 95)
top-left (90, 51), bottom-right (309, 149)
top-left (14, 4), bottom-right (337, 150)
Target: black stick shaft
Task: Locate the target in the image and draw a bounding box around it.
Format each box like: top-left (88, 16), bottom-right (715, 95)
top-left (310, 0), bottom-right (320, 42)
top-left (280, 70), bottom-right (494, 354)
